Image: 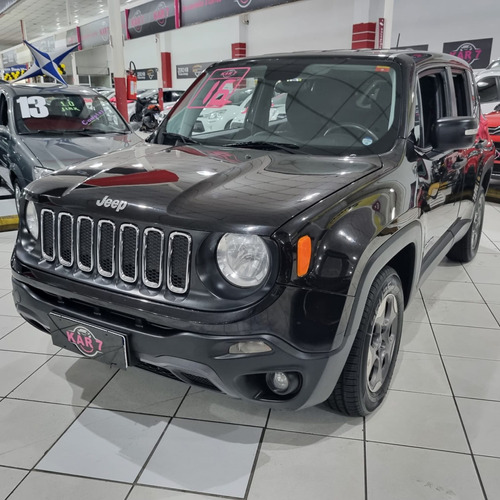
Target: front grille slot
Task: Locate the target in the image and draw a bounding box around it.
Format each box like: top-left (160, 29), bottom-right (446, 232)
top-left (39, 210), bottom-right (192, 295)
top-left (58, 213), bottom-right (74, 267)
top-left (97, 220), bottom-right (116, 278)
top-left (41, 209), bottom-right (55, 262)
top-left (119, 224), bottom-right (139, 283)
top-left (143, 228), bottom-right (164, 288)
top-left (167, 232), bottom-right (192, 294)
top-left (488, 126), bottom-right (500, 136)
top-left (77, 216), bottom-right (94, 272)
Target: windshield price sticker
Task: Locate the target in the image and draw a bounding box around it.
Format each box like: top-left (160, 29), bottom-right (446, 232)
top-left (188, 67), bottom-right (251, 109)
top-left (17, 96), bottom-right (49, 119)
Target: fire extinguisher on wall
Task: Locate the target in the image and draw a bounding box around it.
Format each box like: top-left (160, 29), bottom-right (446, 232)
top-left (127, 61), bottom-right (137, 100)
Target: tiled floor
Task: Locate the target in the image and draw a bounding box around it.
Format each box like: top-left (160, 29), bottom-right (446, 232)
top-left (1, 203), bottom-right (500, 500)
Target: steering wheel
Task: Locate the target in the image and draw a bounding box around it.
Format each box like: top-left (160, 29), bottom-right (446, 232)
top-left (323, 123), bottom-right (379, 142)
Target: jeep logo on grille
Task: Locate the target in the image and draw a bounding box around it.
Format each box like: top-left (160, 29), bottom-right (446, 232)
top-left (96, 195), bottom-right (127, 212)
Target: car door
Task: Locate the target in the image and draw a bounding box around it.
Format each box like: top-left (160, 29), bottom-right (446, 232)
top-left (413, 68), bottom-right (466, 256)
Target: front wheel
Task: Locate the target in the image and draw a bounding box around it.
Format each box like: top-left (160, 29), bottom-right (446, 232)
top-left (327, 266), bottom-right (404, 416)
top-left (447, 187), bottom-right (486, 263)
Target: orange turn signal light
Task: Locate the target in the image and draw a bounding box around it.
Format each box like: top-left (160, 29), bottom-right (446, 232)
top-left (297, 235), bottom-right (312, 277)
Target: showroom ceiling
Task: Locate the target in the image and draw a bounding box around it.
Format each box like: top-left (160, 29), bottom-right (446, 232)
top-left (0, 0), bottom-right (131, 50)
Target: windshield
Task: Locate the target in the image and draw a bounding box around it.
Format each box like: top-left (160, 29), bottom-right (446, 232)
top-left (14, 93), bottom-right (130, 135)
top-left (156, 57), bottom-right (402, 156)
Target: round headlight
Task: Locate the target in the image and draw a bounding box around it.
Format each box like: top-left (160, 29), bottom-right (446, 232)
top-left (25, 201), bottom-right (39, 240)
top-left (216, 233), bottom-right (270, 288)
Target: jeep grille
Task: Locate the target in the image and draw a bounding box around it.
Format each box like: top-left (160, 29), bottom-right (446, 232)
top-left (40, 210), bottom-right (192, 294)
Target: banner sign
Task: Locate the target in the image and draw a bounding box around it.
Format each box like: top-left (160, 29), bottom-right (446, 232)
top-left (377, 18), bottom-right (384, 49)
top-left (180, 0), bottom-right (301, 27)
top-left (136, 67), bottom-right (159, 80)
top-left (176, 61), bottom-right (213, 79)
top-left (2, 49), bottom-right (17, 66)
top-left (127, 0), bottom-right (176, 38)
top-left (80, 17), bottom-right (110, 49)
top-left (66, 27), bottom-right (81, 48)
top-left (442, 38), bottom-right (493, 69)
top-left (3, 63), bottom-right (27, 73)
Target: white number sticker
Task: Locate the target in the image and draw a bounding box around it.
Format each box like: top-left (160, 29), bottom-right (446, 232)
top-left (17, 96), bottom-right (49, 119)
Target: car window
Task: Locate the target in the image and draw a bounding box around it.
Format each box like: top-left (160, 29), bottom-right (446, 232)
top-left (451, 70), bottom-right (472, 116)
top-left (0, 94), bottom-right (7, 127)
top-left (417, 71), bottom-right (450, 147)
top-left (477, 76), bottom-right (499, 103)
top-left (161, 59), bottom-right (401, 156)
top-left (14, 93), bottom-right (129, 135)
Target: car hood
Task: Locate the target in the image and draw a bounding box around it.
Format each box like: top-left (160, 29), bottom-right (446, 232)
top-left (20, 132), bottom-right (142, 171)
top-left (28, 143), bottom-right (382, 234)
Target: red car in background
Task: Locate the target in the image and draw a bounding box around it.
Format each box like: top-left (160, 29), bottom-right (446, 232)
top-left (485, 107), bottom-right (500, 177)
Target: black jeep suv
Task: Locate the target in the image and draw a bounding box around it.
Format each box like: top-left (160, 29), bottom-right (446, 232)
top-left (11, 50), bottom-right (495, 416)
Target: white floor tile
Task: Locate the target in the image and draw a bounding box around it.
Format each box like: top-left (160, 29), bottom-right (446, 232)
top-left (456, 398), bottom-right (500, 458)
top-left (128, 486), bottom-right (212, 499)
top-left (247, 430), bottom-right (364, 500)
top-left (0, 268), bottom-right (13, 289)
top-left (488, 303), bottom-right (500, 326)
top-left (443, 356), bottom-right (500, 401)
top-left (0, 466), bottom-right (28, 499)
top-left (463, 253), bottom-right (500, 268)
top-left (38, 408), bottom-right (168, 483)
top-left (401, 321), bottom-right (439, 354)
top-left (433, 324), bottom-right (500, 360)
top-left (0, 350), bottom-right (51, 397)
top-left (366, 442), bottom-right (483, 500)
top-left (475, 456), bottom-right (500, 500)
top-left (465, 266), bottom-right (500, 285)
top-left (139, 418), bottom-right (262, 498)
top-left (0, 322), bottom-right (60, 355)
top-left (7, 471), bottom-right (131, 500)
top-left (366, 390), bottom-right (469, 453)
top-left (0, 292), bottom-right (19, 317)
top-left (91, 367), bottom-right (188, 417)
top-left (420, 280), bottom-right (484, 303)
top-left (267, 405), bottom-right (363, 440)
top-left (475, 283), bottom-right (500, 304)
top-left (391, 351), bottom-right (451, 396)
top-left (0, 199), bottom-right (15, 217)
top-left (0, 316), bottom-right (24, 340)
top-left (0, 241), bottom-right (15, 253)
top-left (0, 399), bottom-right (82, 468)
top-left (10, 356), bottom-right (118, 406)
top-left (424, 300), bottom-right (498, 329)
top-left (176, 389), bottom-right (269, 427)
top-left (404, 298), bottom-right (429, 323)
top-left (476, 236), bottom-right (500, 254)
top-left (427, 262), bottom-right (471, 283)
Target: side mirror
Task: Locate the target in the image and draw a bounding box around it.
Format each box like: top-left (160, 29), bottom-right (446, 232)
top-left (494, 103), bottom-right (500, 112)
top-left (431, 116), bottom-right (478, 152)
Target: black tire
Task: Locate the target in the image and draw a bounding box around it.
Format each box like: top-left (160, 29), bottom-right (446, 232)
top-left (327, 266), bottom-right (404, 416)
top-left (447, 187), bottom-right (485, 263)
top-left (130, 113), bottom-right (138, 122)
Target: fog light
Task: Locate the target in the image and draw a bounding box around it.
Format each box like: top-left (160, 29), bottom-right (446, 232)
top-left (266, 371), bottom-right (300, 396)
top-left (229, 341), bottom-right (272, 355)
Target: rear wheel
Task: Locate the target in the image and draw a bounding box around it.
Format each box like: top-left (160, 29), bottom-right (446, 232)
top-left (327, 266), bottom-right (404, 416)
top-left (447, 187), bottom-right (485, 263)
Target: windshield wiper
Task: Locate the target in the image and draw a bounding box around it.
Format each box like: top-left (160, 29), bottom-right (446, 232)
top-left (221, 140), bottom-right (301, 154)
top-left (161, 132), bottom-right (202, 146)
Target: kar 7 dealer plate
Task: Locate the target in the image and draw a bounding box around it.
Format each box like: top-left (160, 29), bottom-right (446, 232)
top-left (49, 313), bottom-right (128, 369)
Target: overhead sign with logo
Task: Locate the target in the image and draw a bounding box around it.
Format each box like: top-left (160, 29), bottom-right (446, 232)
top-left (80, 17), bottom-right (110, 49)
top-left (136, 67), bottom-right (159, 80)
top-left (443, 38), bottom-right (493, 69)
top-left (127, 0), bottom-right (175, 38)
top-left (66, 27), bottom-right (81, 48)
top-left (176, 61), bottom-right (213, 79)
top-left (180, 0), bottom-right (301, 27)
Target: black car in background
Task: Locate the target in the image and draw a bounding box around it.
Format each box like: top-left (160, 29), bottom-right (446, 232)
top-left (12, 50), bottom-right (495, 416)
top-left (0, 84), bottom-right (142, 210)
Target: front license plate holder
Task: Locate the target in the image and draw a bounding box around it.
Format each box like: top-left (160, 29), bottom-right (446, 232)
top-left (49, 313), bottom-right (128, 369)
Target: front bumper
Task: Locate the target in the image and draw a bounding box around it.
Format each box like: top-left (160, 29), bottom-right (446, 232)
top-left (11, 259), bottom-right (352, 410)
